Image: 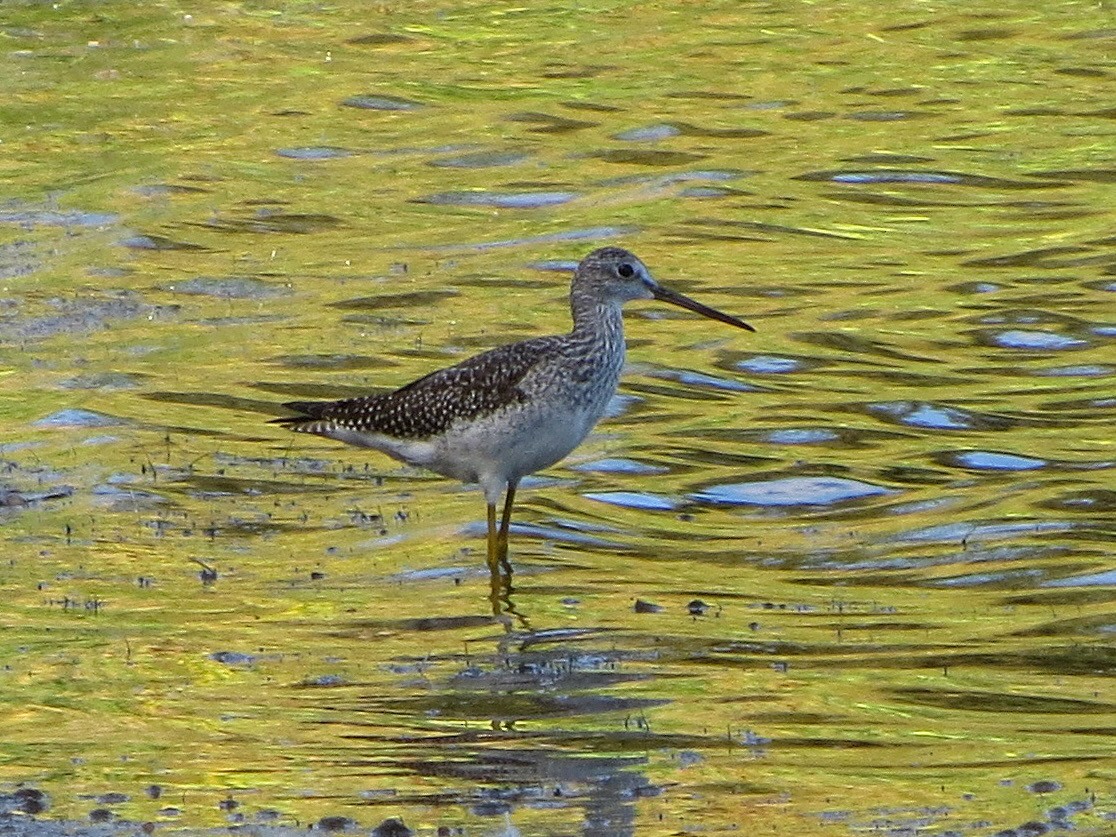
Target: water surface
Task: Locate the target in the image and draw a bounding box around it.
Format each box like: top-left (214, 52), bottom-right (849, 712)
top-left (1, 1), bottom-right (1113, 835)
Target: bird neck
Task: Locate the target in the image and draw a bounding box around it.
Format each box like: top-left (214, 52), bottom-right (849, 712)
top-left (570, 293), bottom-right (625, 345)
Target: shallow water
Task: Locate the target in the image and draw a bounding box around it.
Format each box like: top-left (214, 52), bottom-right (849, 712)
top-left (1, 1), bottom-right (1114, 835)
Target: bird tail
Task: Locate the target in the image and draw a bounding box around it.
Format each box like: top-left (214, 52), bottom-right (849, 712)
top-left (269, 400), bottom-right (328, 426)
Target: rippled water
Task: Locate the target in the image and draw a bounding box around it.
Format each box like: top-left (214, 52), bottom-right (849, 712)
top-left (1, 2), bottom-right (1114, 835)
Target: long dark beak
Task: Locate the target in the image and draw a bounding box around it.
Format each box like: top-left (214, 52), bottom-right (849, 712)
top-left (651, 284), bottom-right (755, 332)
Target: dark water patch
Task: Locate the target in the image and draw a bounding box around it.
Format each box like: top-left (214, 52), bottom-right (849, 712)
top-left (314, 815), bottom-right (357, 833)
top-left (339, 313), bottom-right (434, 328)
top-left (794, 169), bottom-right (1067, 189)
top-left (361, 690), bottom-right (666, 723)
top-left (679, 185), bottom-right (740, 198)
top-left (542, 63), bottom-right (617, 79)
top-left (194, 314), bottom-right (288, 328)
top-left (560, 100), bottom-right (624, 113)
top-left (570, 458), bottom-right (669, 475)
top-left (691, 476), bottom-right (893, 508)
top-left (330, 289), bottom-right (457, 311)
top-left (0, 207), bottom-right (118, 228)
top-left (340, 745), bottom-right (658, 819)
top-left (590, 149), bottom-right (708, 166)
top-left (119, 233), bottom-right (208, 251)
top-left (891, 687), bottom-right (1113, 714)
top-left (665, 90), bottom-right (753, 102)
top-left (864, 401), bottom-right (1016, 431)
top-left (211, 452), bottom-right (341, 477)
top-left (275, 146), bottom-right (354, 160)
top-left (962, 245), bottom-right (1104, 268)
top-left (1028, 168), bottom-right (1116, 184)
top-left (1002, 588), bottom-right (1116, 609)
top-left (1010, 613), bottom-right (1116, 639)
top-left (754, 427), bottom-right (841, 445)
top-left (388, 566), bottom-right (471, 583)
top-left (485, 520), bottom-right (627, 550)
top-left (32, 409), bottom-right (129, 429)
top-left (584, 491), bottom-right (680, 511)
top-left (269, 354), bottom-right (397, 371)
top-left (1038, 394), bottom-right (1116, 415)
top-left (346, 33), bottom-right (417, 46)
top-left (1044, 569), bottom-right (1116, 588)
top-left (1037, 489), bottom-right (1116, 514)
top-left (172, 470), bottom-right (357, 499)
top-left (210, 650), bottom-right (257, 666)
top-left (0, 787), bottom-right (49, 815)
top-left (843, 153), bottom-right (937, 164)
top-left (783, 110), bottom-right (836, 121)
top-left (132, 182), bottom-right (211, 196)
top-left (1032, 364), bottom-right (1114, 377)
top-left (505, 111), bottom-right (597, 133)
top-left (1061, 26), bottom-right (1116, 39)
top-left (430, 149), bottom-right (531, 168)
top-left (57, 372), bottom-right (146, 390)
top-left (735, 354), bottom-right (813, 374)
top-left (852, 542), bottom-right (1077, 577)
top-left (0, 241), bottom-right (43, 280)
top-left (165, 276), bottom-right (291, 299)
top-left (744, 99), bottom-right (796, 110)
top-left (85, 266), bottom-right (133, 280)
top-left (91, 484), bottom-right (167, 509)
top-left (342, 94), bottom-right (425, 111)
top-left (645, 366), bottom-right (756, 393)
top-left (195, 211), bottom-right (343, 235)
top-left (612, 169), bottom-right (746, 186)
top-left (671, 424), bottom-right (902, 451)
top-left (448, 655), bottom-right (654, 693)
top-left (936, 450), bottom-right (1047, 471)
top-left (1005, 106), bottom-right (1068, 118)
top-left (415, 191), bottom-right (577, 209)
top-left (928, 567), bottom-right (1051, 589)
top-left (890, 519), bottom-right (1077, 547)
top-left (845, 110), bottom-right (929, 121)
top-left (955, 26), bottom-right (1017, 41)
top-left (972, 328), bottom-right (1090, 351)
top-left (671, 122), bottom-right (769, 139)
top-left (615, 124), bottom-right (681, 141)
top-left (342, 614), bottom-right (497, 633)
top-left (0, 485), bottom-right (73, 508)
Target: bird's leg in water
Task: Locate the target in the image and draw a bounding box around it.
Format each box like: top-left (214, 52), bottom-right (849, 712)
top-left (486, 503), bottom-right (499, 572)
top-left (495, 480), bottom-right (518, 564)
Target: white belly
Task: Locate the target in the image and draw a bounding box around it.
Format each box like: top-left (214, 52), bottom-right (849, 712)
top-left (428, 402), bottom-right (599, 486)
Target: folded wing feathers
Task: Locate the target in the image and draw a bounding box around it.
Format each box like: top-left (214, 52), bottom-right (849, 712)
top-left (271, 337), bottom-right (558, 440)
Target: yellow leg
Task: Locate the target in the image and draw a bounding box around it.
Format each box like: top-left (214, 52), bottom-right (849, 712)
top-left (486, 502), bottom-right (499, 572)
top-left (495, 480), bottom-right (518, 563)
top-left (487, 483), bottom-right (520, 621)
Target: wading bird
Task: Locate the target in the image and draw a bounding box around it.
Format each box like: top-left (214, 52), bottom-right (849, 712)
top-left (273, 247), bottom-right (753, 572)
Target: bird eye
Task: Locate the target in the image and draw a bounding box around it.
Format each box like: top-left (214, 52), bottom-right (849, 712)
top-left (616, 263), bottom-right (635, 279)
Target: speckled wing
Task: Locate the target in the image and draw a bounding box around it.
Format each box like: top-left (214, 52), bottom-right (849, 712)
top-left (272, 335), bottom-right (562, 440)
